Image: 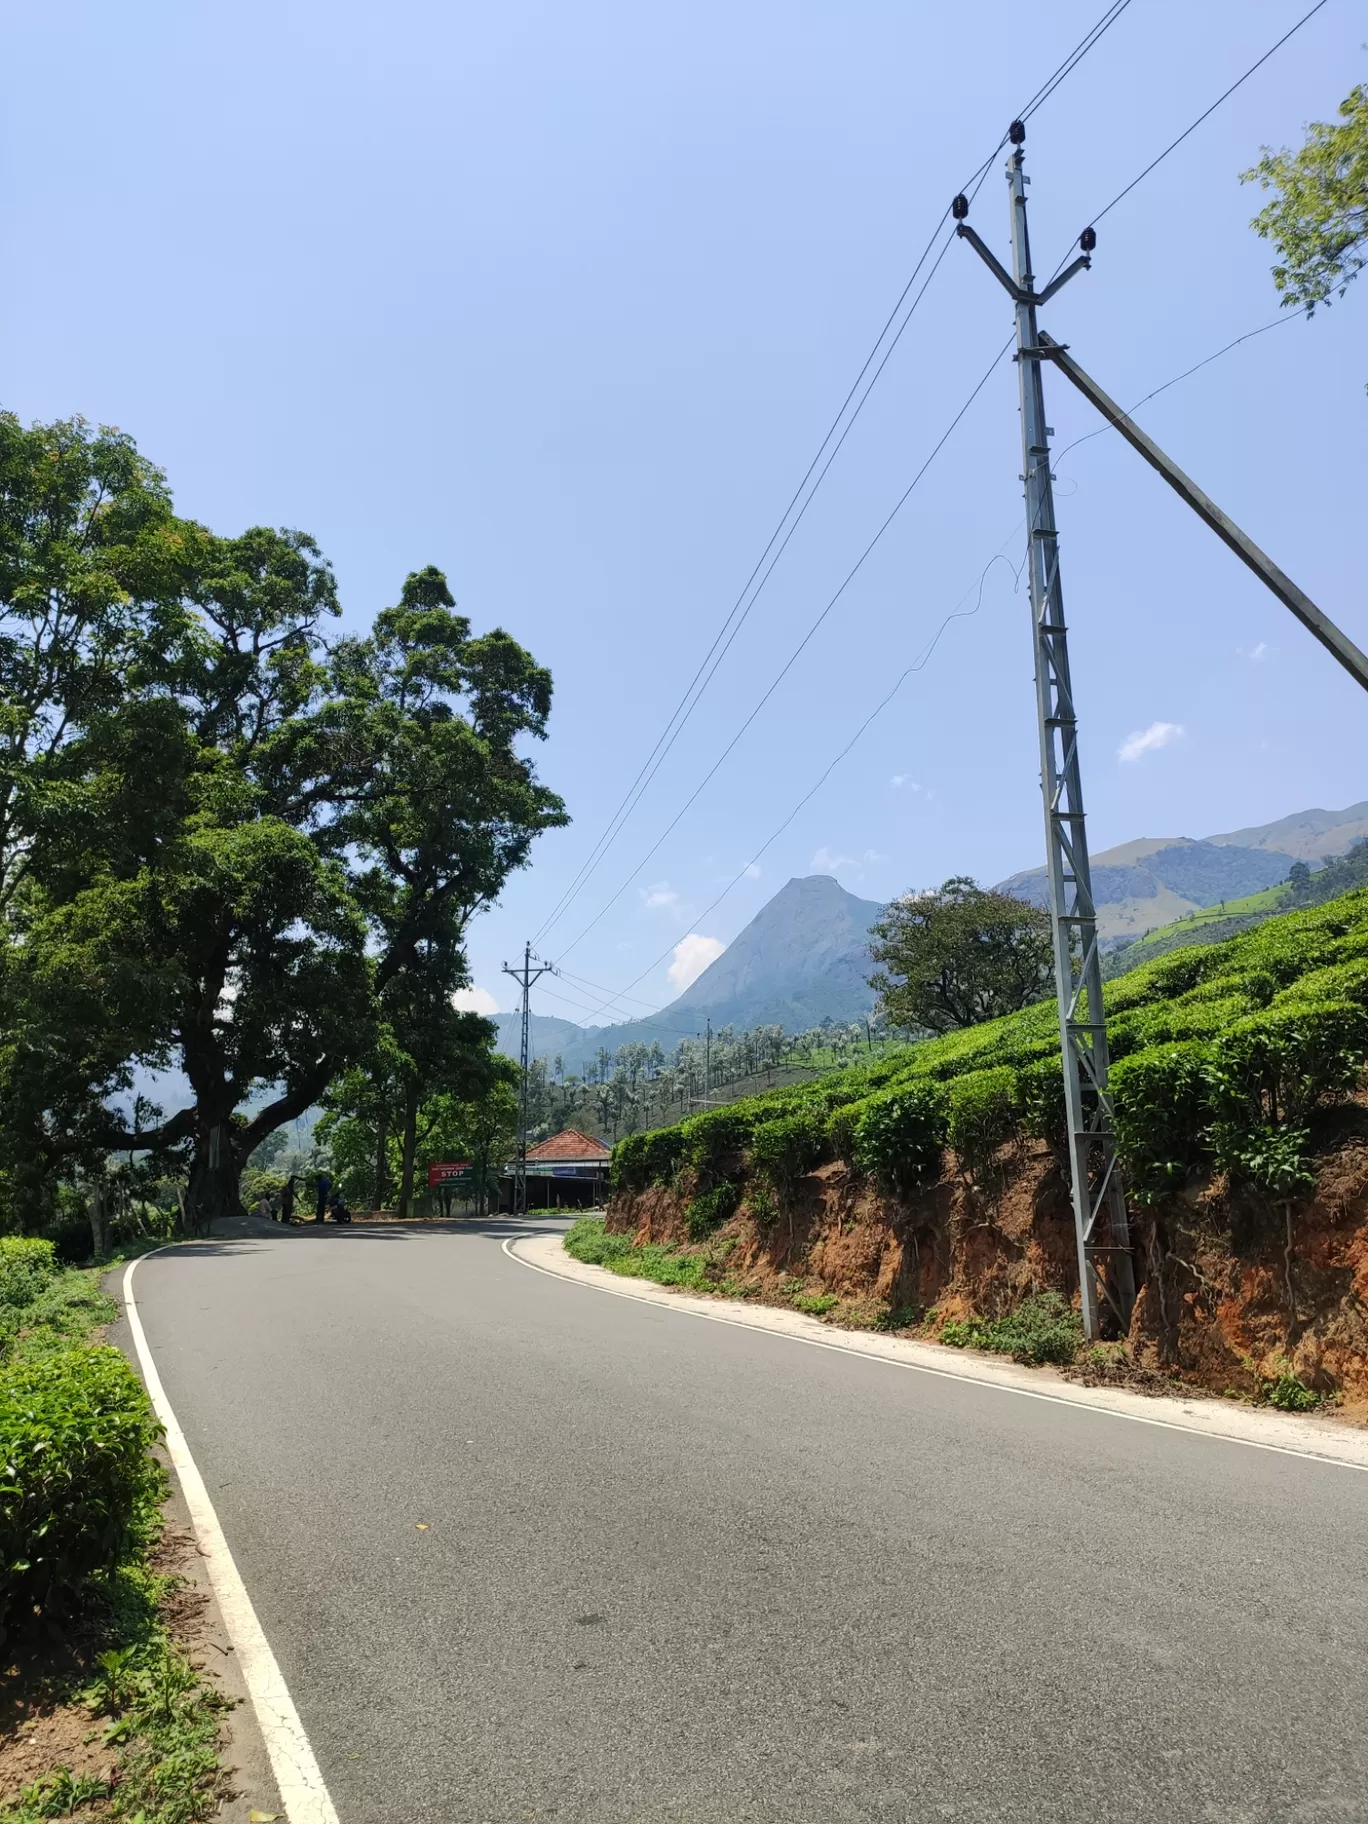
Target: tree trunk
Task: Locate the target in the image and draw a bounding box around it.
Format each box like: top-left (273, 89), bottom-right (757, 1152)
top-left (184, 1123), bottom-right (246, 1235)
top-left (87, 1185), bottom-right (110, 1260)
top-left (397, 1086), bottom-right (419, 1221)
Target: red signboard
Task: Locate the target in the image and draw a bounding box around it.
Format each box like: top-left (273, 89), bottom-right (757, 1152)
top-left (427, 1161), bottom-right (472, 1186)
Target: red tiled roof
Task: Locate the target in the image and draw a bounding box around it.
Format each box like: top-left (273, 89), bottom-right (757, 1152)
top-left (525, 1127), bottom-right (612, 1162)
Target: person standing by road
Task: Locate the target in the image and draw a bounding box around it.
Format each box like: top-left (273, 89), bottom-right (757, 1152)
top-left (279, 1175), bottom-right (296, 1224)
top-left (313, 1170), bottom-right (331, 1224)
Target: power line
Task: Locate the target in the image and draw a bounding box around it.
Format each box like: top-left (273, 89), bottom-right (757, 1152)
top-left (557, 290), bottom-right (1325, 1028)
top-left (572, 531), bottom-right (1026, 1023)
top-left (1057, 0), bottom-right (1331, 266)
top-left (531, 980), bottom-right (701, 1038)
top-left (1052, 306), bottom-right (1312, 466)
top-left (532, 0), bottom-right (1137, 947)
top-left (553, 336), bottom-right (1016, 968)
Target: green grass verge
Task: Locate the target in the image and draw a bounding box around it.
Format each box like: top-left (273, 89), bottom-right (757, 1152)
top-left (0, 1250), bottom-right (230, 1824)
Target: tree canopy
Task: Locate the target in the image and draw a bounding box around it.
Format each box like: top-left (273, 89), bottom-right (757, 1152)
top-left (1243, 83), bottom-right (1368, 322)
top-left (866, 877), bottom-right (1054, 1036)
top-left (0, 413), bottom-right (565, 1231)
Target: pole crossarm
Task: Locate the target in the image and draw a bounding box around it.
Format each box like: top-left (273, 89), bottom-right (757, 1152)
top-left (1035, 332), bottom-right (1368, 694)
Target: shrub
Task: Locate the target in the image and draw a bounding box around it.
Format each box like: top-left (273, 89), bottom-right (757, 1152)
top-left (791, 1290), bottom-right (838, 1316)
top-left (946, 1067), bottom-right (1020, 1174)
top-left (851, 1082), bottom-right (947, 1194)
top-left (686, 1182), bottom-right (739, 1241)
top-left (746, 1184), bottom-right (779, 1233)
top-left (0, 1237), bottom-right (57, 1310)
top-left (1206, 1001), bottom-right (1368, 1128)
top-left (612, 1127), bottom-right (686, 1193)
top-left (1264, 1368), bottom-right (1320, 1412)
top-left (680, 1107), bottom-right (757, 1182)
top-left (938, 1293), bottom-right (1081, 1366)
top-left (1110, 1041), bottom-right (1213, 1204)
top-left (0, 1346), bottom-right (164, 1640)
top-left (750, 1109), bottom-right (828, 1193)
top-left (1018, 1056), bottom-right (1067, 1157)
top-left (1209, 1121), bottom-right (1315, 1200)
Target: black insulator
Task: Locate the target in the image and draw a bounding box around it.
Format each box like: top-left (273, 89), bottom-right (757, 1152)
top-left (1079, 225), bottom-right (1097, 253)
top-left (1008, 119), bottom-right (1026, 145)
top-left (951, 193), bottom-right (970, 221)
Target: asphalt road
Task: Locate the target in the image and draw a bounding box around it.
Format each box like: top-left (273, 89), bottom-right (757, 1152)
top-left (122, 1220), bottom-right (1368, 1824)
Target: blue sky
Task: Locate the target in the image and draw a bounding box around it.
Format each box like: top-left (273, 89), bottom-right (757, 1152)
top-left (5, 0), bottom-right (1365, 1033)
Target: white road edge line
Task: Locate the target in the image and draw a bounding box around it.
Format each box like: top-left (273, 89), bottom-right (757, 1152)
top-left (502, 1233), bottom-right (1368, 1475)
top-left (123, 1254), bottom-right (341, 1824)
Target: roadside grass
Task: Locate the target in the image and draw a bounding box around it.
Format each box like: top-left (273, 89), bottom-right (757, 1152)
top-left (562, 1220), bottom-right (1087, 1368)
top-left (0, 1249), bottom-right (231, 1824)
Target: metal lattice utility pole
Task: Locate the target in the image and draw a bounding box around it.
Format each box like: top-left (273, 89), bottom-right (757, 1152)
top-left (954, 124), bottom-right (1135, 1339)
top-left (501, 942), bottom-right (555, 1218)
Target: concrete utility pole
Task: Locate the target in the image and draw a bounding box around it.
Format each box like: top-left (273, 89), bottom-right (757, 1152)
top-left (955, 124), bottom-right (1135, 1339)
top-left (705, 1016), bottom-right (712, 1109)
top-left (501, 943), bottom-right (556, 1218)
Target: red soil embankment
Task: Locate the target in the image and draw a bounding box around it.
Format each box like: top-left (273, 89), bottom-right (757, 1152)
top-left (606, 1103), bottom-right (1368, 1416)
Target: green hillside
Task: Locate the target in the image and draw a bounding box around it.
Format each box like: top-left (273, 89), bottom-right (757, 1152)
top-left (1104, 840), bottom-right (1368, 979)
top-left (611, 886), bottom-right (1368, 1214)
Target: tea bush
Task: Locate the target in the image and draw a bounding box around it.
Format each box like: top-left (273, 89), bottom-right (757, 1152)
top-left (750, 1109), bottom-right (829, 1193)
top-left (851, 1083), bottom-right (947, 1194)
top-left (0, 1237), bottom-right (57, 1309)
top-left (0, 1347), bottom-right (164, 1640)
top-left (606, 886), bottom-right (1368, 1218)
top-left (946, 1067), bottom-right (1020, 1174)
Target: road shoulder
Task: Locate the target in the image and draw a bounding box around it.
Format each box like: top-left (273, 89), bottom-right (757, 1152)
top-left (508, 1229), bottom-right (1368, 1472)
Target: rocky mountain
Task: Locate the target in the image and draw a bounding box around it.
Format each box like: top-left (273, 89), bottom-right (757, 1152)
top-left (498, 875), bottom-right (884, 1071)
top-left (502, 799), bottom-right (1367, 1068)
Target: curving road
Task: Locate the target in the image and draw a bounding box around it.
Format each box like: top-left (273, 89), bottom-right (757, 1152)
top-left (121, 1219), bottom-right (1368, 1824)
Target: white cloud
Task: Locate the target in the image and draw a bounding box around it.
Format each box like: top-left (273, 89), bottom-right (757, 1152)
top-left (744, 863), bottom-right (762, 879)
top-left (890, 774), bottom-right (909, 788)
top-left (1238, 641), bottom-right (1270, 661)
top-left (862, 848), bottom-right (887, 864)
top-left (452, 986), bottom-right (500, 1016)
top-left (641, 880), bottom-right (681, 910)
top-left (668, 933), bottom-right (724, 992)
top-left (811, 846), bottom-right (858, 874)
top-left (1117, 720), bottom-right (1184, 764)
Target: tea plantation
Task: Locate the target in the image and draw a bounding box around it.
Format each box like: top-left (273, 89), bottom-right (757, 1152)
top-left (611, 887), bottom-right (1368, 1219)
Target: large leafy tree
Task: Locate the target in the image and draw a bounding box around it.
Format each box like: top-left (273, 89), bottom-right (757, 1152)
top-left (1, 416), bottom-right (565, 1231)
top-left (867, 877), bottom-right (1053, 1036)
top-left (1242, 84), bottom-right (1368, 337)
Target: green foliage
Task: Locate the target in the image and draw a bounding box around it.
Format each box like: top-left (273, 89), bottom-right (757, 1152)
top-left (939, 1293), bottom-right (1081, 1366)
top-left (1264, 1368), bottom-right (1321, 1412)
top-left (1110, 1042), bottom-right (1214, 1205)
top-left (745, 1184), bottom-right (779, 1233)
top-left (946, 1067), bottom-right (1020, 1174)
top-left (1, 413), bottom-right (566, 1231)
top-left (790, 1290), bottom-right (838, 1316)
top-left (868, 876), bottom-right (1054, 1035)
top-left (0, 1346), bottom-right (164, 1640)
top-left (851, 1082), bottom-right (947, 1194)
top-left (1209, 1121), bottom-right (1315, 1201)
top-left (750, 1108), bottom-right (828, 1192)
top-left (680, 1106), bottom-right (758, 1182)
top-left (562, 1218), bottom-right (709, 1291)
top-left (1243, 83), bottom-right (1368, 319)
top-left (612, 1126), bottom-right (685, 1194)
top-left (0, 1238), bottom-right (56, 1309)
top-left (686, 1182), bottom-right (739, 1242)
top-left (610, 886), bottom-right (1368, 1228)
top-left (0, 1265), bottom-right (116, 1363)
